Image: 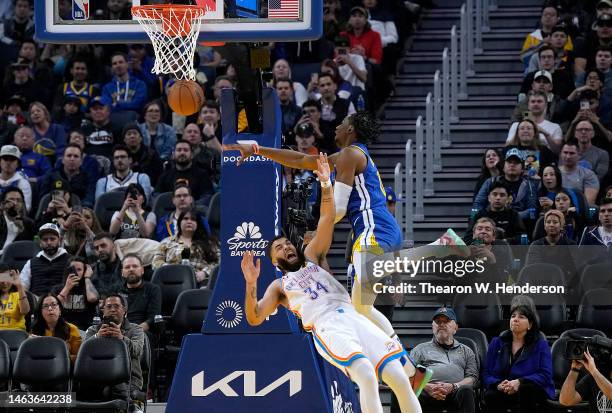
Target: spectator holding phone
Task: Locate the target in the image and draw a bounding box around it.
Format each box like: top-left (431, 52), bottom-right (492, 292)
top-left (31, 293), bottom-right (82, 363)
top-left (62, 207), bottom-right (103, 262)
top-left (38, 178), bottom-right (73, 228)
top-left (0, 264), bottom-right (29, 331)
top-left (0, 187), bottom-right (35, 254)
top-left (53, 257), bottom-right (99, 331)
top-left (109, 183), bottom-right (156, 239)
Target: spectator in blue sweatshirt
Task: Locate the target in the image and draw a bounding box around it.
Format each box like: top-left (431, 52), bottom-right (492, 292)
top-left (483, 295), bottom-right (554, 413)
top-left (101, 52), bottom-right (148, 114)
top-left (28, 101), bottom-right (66, 159)
top-left (13, 125), bottom-right (51, 184)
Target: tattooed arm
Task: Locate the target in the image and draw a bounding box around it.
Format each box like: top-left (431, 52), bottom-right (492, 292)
top-left (241, 251), bottom-right (286, 326)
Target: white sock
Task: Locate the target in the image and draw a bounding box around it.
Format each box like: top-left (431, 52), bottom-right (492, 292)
top-left (381, 359), bottom-right (422, 413)
top-left (346, 358), bottom-right (384, 413)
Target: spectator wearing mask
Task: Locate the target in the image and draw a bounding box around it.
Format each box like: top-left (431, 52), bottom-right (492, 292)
top-left (42, 145), bottom-right (96, 208)
top-left (0, 144), bottom-right (31, 212)
top-left (95, 144), bottom-right (152, 200)
top-left (20, 223), bottom-right (70, 296)
top-left (101, 52), bottom-right (148, 114)
top-left (466, 182), bottom-right (525, 244)
top-left (483, 296), bottom-right (554, 412)
top-left (411, 306), bottom-right (478, 413)
top-left (559, 140), bottom-right (600, 205)
top-left (474, 149), bottom-right (539, 221)
top-left (81, 96), bottom-right (121, 159)
top-left (120, 254), bottom-right (161, 333)
top-left (0, 0), bottom-right (33, 45)
top-left (83, 293), bottom-right (144, 412)
top-left (122, 122), bottom-right (162, 186)
top-left (154, 140), bottom-right (215, 206)
top-left (0, 265), bottom-right (29, 331)
top-left (579, 197), bottom-right (612, 246)
top-left (91, 233), bottom-right (124, 298)
top-left (153, 208), bottom-right (219, 288)
top-left (13, 125), bottom-right (51, 184)
top-left (506, 91), bottom-right (563, 153)
top-left (31, 293), bottom-right (82, 363)
top-left (138, 100), bottom-right (176, 161)
top-left (275, 77), bottom-right (303, 138)
top-left (0, 187), bottom-right (34, 254)
top-left (28, 101), bottom-right (67, 159)
top-left (109, 183), bottom-right (156, 240)
top-left (564, 119), bottom-right (609, 179)
top-left (53, 256), bottom-right (99, 331)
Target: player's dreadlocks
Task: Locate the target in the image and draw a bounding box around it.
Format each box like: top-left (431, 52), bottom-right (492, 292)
top-left (348, 111), bottom-right (380, 145)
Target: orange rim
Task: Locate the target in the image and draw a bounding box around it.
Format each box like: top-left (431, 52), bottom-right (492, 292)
top-left (132, 5), bottom-right (207, 37)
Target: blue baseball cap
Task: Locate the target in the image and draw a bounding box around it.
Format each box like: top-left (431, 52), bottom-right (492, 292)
top-left (432, 306), bottom-right (457, 322)
top-left (505, 147), bottom-right (525, 162)
top-left (89, 96), bottom-right (111, 109)
top-left (385, 187), bottom-right (397, 203)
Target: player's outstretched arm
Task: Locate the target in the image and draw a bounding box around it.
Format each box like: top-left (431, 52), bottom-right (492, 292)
top-left (304, 153), bottom-right (335, 266)
top-left (223, 143), bottom-right (339, 170)
top-left (242, 251), bottom-right (284, 326)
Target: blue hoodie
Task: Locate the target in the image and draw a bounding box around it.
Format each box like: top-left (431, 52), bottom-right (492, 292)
top-left (101, 75), bottom-right (148, 113)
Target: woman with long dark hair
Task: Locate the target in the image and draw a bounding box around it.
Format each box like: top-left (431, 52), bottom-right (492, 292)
top-left (483, 295), bottom-right (554, 412)
top-left (31, 293), bottom-right (82, 362)
top-left (474, 148), bottom-right (502, 197)
top-left (152, 207), bottom-right (220, 287)
top-left (53, 256), bottom-right (99, 331)
top-left (109, 183), bottom-right (156, 239)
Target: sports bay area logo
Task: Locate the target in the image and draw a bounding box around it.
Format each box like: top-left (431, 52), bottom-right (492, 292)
top-left (216, 300), bottom-right (244, 329)
top-left (227, 222), bottom-right (269, 257)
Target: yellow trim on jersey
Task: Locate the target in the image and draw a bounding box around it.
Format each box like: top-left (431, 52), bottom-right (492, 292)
top-left (351, 232), bottom-right (384, 256)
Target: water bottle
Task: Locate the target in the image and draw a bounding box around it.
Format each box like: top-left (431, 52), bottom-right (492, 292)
top-left (470, 208), bottom-right (479, 220)
top-left (181, 247), bottom-right (191, 266)
top-left (357, 95), bottom-right (365, 111)
top-left (589, 207), bottom-right (597, 221)
top-left (520, 234), bottom-right (529, 245)
top-left (529, 207), bottom-right (536, 220)
top-left (512, 258), bottom-right (522, 272)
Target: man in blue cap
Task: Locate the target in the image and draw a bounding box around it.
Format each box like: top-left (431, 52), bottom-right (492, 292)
top-left (410, 306), bottom-right (479, 413)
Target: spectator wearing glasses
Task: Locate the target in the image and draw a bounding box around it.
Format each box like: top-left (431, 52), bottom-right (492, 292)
top-left (138, 100), bottom-right (176, 161)
top-left (95, 143), bottom-right (153, 200)
top-left (155, 184), bottom-right (210, 242)
top-left (525, 25), bottom-right (574, 75)
top-left (520, 45), bottom-right (575, 99)
top-left (31, 293), bottom-right (82, 363)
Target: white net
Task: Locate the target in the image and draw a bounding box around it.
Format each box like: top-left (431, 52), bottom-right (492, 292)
top-left (132, 6), bottom-right (206, 81)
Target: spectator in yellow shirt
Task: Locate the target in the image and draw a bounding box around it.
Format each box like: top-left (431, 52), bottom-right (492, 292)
top-left (0, 264), bottom-right (30, 331)
top-left (31, 293), bottom-right (82, 363)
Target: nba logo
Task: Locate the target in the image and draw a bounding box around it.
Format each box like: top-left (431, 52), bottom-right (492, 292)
top-left (72, 0), bottom-right (89, 20)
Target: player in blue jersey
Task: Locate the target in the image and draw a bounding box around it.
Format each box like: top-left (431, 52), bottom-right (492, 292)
top-left (224, 112), bottom-right (464, 389)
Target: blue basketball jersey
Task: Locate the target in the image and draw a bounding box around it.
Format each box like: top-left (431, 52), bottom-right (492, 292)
top-left (63, 81), bottom-right (96, 112)
top-left (340, 143), bottom-right (402, 254)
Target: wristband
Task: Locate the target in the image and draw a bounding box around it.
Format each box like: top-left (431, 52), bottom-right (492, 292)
top-left (320, 180), bottom-right (331, 188)
top-left (252, 143), bottom-right (260, 154)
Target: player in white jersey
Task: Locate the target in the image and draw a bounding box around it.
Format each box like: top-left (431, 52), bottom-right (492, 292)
top-left (241, 153), bottom-right (422, 413)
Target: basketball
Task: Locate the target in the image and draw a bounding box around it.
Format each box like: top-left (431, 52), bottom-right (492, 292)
top-left (167, 80), bottom-right (204, 116)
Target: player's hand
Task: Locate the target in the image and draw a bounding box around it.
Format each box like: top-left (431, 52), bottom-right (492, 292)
top-left (313, 152), bottom-right (330, 183)
top-left (241, 251), bottom-right (261, 285)
top-left (222, 143), bottom-right (256, 166)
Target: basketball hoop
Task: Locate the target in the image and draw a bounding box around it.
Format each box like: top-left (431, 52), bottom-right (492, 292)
top-left (131, 5), bottom-right (207, 81)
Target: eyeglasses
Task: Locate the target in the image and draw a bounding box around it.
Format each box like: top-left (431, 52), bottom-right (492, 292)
top-left (576, 128), bottom-right (594, 133)
top-left (42, 303), bottom-right (59, 310)
top-left (113, 155), bottom-right (128, 159)
top-left (104, 304), bottom-right (123, 310)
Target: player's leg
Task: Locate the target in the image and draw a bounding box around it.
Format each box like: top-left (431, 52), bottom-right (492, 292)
top-left (381, 359), bottom-right (422, 413)
top-left (345, 358), bottom-right (384, 413)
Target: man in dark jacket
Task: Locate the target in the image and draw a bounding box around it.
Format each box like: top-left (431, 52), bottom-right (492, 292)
top-left (19, 223), bottom-right (70, 296)
top-left (122, 123), bottom-right (162, 186)
top-left (92, 233), bottom-right (124, 298)
top-left (578, 198), bottom-right (612, 265)
top-left (120, 254), bottom-right (161, 333)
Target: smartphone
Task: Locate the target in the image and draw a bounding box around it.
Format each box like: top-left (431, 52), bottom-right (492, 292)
top-left (337, 48), bottom-right (347, 55)
top-left (471, 238), bottom-right (484, 246)
top-left (102, 315), bottom-right (114, 326)
top-left (67, 265), bottom-right (77, 276)
top-left (580, 100), bottom-right (590, 110)
top-left (310, 73), bottom-right (318, 83)
top-left (72, 205), bottom-right (83, 214)
top-left (51, 190), bottom-right (63, 202)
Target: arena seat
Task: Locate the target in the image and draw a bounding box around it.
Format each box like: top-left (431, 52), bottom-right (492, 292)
top-left (151, 264), bottom-right (197, 315)
top-left (0, 329), bottom-right (28, 369)
top-left (560, 328), bottom-right (606, 339)
top-left (12, 336), bottom-right (70, 393)
top-left (576, 289), bottom-right (612, 336)
top-left (94, 189), bottom-right (127, 231)
top-left (0, 240), bottom-right (40, 271)
top-left (132, 333), bottom-right (151, 410)
top-left (151, 192), bottom-right (175, 223)
top-left (579, 263), bottom-right (612, 297)
top-left (535, 294), bottom-right (568, 336)
top-left (206, 192), bottom-right (220, 236)
top-left (452, 293), bottom-right (502, 337)
top-left (0, 340), bottom-right (10, 392)
top-left (517, 263), bottom-right (566, 288)
top-left (72, 337), bottom-right (131, 411)
top-left (455, 328), bottom-right (488, 369)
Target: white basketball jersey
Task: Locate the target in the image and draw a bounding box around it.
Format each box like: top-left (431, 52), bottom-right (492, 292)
top-left (281, 262), bottom-right (352, 328)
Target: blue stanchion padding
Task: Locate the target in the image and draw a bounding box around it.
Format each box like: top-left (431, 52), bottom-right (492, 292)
top-left (165, 334), bottom-right (360, 413)
top-left (203, 87), bottom-right (298, 334)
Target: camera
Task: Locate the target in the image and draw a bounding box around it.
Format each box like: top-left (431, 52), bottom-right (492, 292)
top-left (3, 201), bottom-right (18, 218)
top-left (296, 122), bottom-right (314, 138)
top-left (282, 177), bottom-right (316, 251)
top-left (565, 335), bottom-right (612, 366)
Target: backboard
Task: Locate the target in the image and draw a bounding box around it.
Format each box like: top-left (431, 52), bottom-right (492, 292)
top-left (34, 0), bottom-right (322, 44)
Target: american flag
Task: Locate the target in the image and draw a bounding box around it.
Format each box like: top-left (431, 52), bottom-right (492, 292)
top-left (268, 0), bottom-right (299, 19)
